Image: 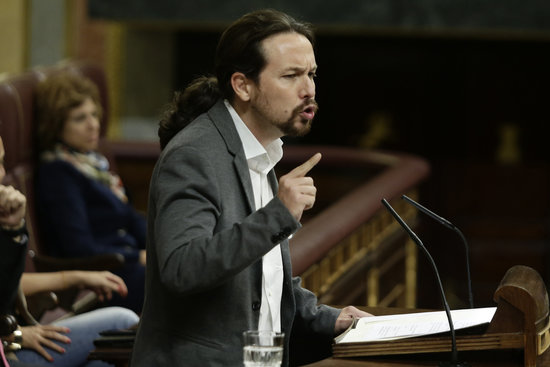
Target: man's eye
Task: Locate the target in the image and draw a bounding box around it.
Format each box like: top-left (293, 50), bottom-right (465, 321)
top-left (309, 72), bottom-right (317, 79)
top-left (283, 74), bottom-right (297, 79)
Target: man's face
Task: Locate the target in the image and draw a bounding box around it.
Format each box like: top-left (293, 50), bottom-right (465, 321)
top-left (249, 32), bottom-right (318, 139)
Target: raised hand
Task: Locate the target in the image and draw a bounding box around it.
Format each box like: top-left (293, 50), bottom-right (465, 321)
top-left (277, 153), bottom-right (321, 221)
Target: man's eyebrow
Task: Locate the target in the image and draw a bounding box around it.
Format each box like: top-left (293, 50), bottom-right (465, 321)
top-left (283, 65), bottom-right (317, 73)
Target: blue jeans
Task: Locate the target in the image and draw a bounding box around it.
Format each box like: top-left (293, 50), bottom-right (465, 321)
top-left (14, 307), bottom-right (139, 367)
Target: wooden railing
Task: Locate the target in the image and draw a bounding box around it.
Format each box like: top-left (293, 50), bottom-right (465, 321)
top-left (281, 145), bottom-right (430, 308)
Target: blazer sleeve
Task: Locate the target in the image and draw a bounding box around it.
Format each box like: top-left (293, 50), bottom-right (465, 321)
top-left (37, 161), bottom-right (141, 262)
top-left (291, 276), bottom-right (340, 337)
top-left (151, 144), bottom-right (300, 295)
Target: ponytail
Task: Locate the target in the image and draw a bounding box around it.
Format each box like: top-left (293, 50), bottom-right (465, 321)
top-left (158, 76), bottom-right (221, 150)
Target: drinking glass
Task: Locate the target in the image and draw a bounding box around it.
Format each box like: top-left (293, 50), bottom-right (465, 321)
top-left (242, 330), bottom-right (284, 367)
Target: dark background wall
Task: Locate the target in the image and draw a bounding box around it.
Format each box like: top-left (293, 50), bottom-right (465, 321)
top-left (89, 0), bottom-right (550, 32)
top-left (89, 0), bottom-right (550, 309)
top-left (177, 30), bottom-right (550, 310)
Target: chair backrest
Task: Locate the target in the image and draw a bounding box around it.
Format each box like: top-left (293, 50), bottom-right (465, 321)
top-left (0, 70), bottom-right (41, 173)
top-left (0, 61), bottom-right (110, 272)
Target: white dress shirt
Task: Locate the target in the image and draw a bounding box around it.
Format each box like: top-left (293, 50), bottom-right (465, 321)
top-left (224, 100), bottom-right (284, 332)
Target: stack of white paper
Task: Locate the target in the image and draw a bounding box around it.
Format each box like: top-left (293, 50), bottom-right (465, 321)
top-left (336, 307), bottom-right (497, 344)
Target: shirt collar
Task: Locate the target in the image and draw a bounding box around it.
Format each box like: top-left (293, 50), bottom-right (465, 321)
top-left (224, 100), bottom-right (283, 174)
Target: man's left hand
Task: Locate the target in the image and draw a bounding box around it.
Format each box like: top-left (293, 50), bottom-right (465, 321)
top-left (334, 306), bottom-right (373, 335)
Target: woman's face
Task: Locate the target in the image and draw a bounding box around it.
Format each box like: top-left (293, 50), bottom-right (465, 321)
top-left (60, 97), bottom-right (100, 152)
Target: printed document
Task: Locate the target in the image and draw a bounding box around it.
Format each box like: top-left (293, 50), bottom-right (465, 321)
top-left (336, 307), bottom-right (496, 344)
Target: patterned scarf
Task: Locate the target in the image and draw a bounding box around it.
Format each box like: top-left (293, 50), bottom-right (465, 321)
top-left (41, 144), bottom-right (128, 203)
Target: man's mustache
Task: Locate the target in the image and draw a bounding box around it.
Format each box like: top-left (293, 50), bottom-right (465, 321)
top-left (293, 99), bottom-right (319, 116)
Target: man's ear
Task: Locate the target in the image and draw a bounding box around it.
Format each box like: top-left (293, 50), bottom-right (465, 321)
top-left (230, 72), bottom-right (252, 102)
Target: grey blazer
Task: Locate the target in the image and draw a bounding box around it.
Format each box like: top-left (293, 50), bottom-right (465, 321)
top-left (131, 100), bottom-right (339, 367)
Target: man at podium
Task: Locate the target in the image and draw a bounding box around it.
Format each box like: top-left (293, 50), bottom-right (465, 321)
top-left (130, 8), bottom-right (370, 367)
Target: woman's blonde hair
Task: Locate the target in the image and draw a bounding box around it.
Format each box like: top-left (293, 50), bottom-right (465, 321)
top-left (35, 72), bottom-right (102, 153)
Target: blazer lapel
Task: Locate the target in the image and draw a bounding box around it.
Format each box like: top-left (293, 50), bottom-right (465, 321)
top-left (208, 100), bottom-right (256, 213)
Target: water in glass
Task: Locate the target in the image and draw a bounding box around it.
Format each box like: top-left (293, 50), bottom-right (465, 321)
top-left (243, 345), bottom-right (283, 367)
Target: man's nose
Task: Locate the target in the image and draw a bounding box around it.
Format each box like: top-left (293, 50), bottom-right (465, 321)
top-left (301, 76), bottom-right (315, 99)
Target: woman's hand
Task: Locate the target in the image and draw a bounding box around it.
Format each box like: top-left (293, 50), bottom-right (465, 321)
top-left (20, 324), bottom-right (71, 362)
top-left (0, 185), bottom-right (26, 229)
top-left (73, 270), bottom-right (129, 301)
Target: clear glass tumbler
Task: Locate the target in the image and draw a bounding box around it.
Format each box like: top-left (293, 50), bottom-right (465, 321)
top-left (242, 330), bottom-right (285, 367)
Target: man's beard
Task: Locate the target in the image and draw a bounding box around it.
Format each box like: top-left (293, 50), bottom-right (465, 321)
top-left (277, 99), bottom-right (318, 137)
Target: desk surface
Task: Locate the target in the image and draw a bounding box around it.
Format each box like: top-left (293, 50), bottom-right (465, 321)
top-left (90, 343), bottom-right (550, 367)
top-left (303, 349), bottom-right (550, 367)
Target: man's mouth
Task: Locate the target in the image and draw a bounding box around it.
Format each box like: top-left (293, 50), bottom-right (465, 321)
top-left (299, 103), bottom-right (318, 120)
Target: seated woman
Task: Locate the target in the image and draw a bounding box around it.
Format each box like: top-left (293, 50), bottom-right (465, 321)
top-left (0, 135), bottom-right (139, 367)
top-left (34, 73), bottom-right (146, 313)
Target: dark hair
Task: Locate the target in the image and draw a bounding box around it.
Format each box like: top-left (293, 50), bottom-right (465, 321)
top-left (158, 76), bottom-right (220, 149)
top-left (158, 9), bottom-right (315, 150)
top-left (35, 73), bottom-right (102, 153)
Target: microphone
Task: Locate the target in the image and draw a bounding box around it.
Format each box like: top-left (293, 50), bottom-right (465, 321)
top-left (381, 198), bottom-right (470, 367)
top-left (401, 194), bottom-right (474, 309)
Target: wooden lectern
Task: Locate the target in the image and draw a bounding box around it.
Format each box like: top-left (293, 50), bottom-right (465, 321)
top-left (329, 265), bottom-right (550, 367)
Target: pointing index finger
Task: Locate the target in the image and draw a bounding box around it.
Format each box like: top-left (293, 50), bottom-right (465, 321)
top-left (287, 152), bottom-right (322, 178)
